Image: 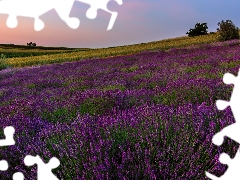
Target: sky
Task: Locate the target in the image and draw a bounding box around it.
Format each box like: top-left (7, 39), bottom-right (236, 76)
top-left (0, 0), bottom-right (240, 48)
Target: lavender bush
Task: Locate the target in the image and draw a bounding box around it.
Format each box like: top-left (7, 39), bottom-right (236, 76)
top-left (0, 40), bottom-right (240, 179)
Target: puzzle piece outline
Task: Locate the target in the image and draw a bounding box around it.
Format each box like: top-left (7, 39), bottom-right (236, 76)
top-left (0, 126), bottom-right (60, 179)
top-left (24, 155), bottom-right (60, 180)
top-left (0, 126), bottom-right (15, 146)
top-left (0, 159), bottom-right (8, 171)
top-left (205, 68), bottom-right (240, 179)
top-left (76, 0), bottom-right (123, 30)
top-left (0, 0), bottom-right (123, 31)
top-left (205, 146), bottom-right (240, 180)
top-left (0, 126), bottom-right (17, 179)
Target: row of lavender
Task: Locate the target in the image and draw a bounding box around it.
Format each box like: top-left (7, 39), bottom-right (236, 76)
top-left (0, 40), bottom-right (240, 179)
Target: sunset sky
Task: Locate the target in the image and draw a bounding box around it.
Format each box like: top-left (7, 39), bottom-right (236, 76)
top-left (0, 0), bottom-right (239, 48)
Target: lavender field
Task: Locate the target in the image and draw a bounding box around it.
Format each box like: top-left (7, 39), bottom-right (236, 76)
top-left (1, 40), bottom-right (240, 179)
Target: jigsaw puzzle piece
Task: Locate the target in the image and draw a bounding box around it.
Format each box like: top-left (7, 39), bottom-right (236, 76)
top-left (12, 172), bottom-right (24, 180)
top-left (0, 0), bottom-right (50, 30)
top-left (0, 160), bottom-right (8, 171)
top-left (213, 69), bottom-right (240, 146)
top-left (0, 126), bottom-right (15, 146)
top-left (0, 0), bottom-right (18, 28)
top-left (0, 0), bottom-right (80, 31)
top-left (205, 69), bottom-right (240, 179)
top-left (206, 146), bottom-right (240, 180)
top-left (54, 0), bottom-right (80, 29)
top-left (24, 155), bottom-right (60, 180)
top-left (218, 69), bottom-right (240, 121)
top-left (76, 0), bottom-right (123, 30)
top-left (212, 123), bottom-right (240, 146)
top-left (6, 16), bottom-right (18, 29)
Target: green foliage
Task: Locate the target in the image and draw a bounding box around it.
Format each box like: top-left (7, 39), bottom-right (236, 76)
top-left (216, 20), bottom-right (240, 41)
top-left (121, 65), bottom-right (139, 73)
top-left (27, 42), bottom-right (37, 47)
top-left (41, 107), bottom-right (76, 123)
top-left (79, 97), bottom-right (115, 116)
top-left (26, 83), bottom-right (36, 89)
top-left (133, 71), bottom-right (153, 80)
top-left (0, 54), bottom-right (10, 70)
top-left (184, 65), bottom-right (202, 73)
top-left (220, 60), bottom-right (240, 69)
top-left (0, 51), bottom-right (69, 58)
top-left (186, 23), bottom-right (208, 37)
top-left (101, 84), bottom-right (126, 92)
top-left (108, 126), bottom-right (131, 165)
top-left (44, 133), bottom-right (80, 179)
top-left (3, 33), bottom-right (220, 68)
top-left (152, 86), bottom-right (211, 106)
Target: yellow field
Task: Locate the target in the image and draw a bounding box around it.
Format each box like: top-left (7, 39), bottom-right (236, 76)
top-left (2, 33), bottom-right (220, 68)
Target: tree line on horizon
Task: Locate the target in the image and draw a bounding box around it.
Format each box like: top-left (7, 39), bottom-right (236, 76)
top-left (27, 42), bottom-right (36, 47)
top-left (186, 19), bottom-right (240, 42)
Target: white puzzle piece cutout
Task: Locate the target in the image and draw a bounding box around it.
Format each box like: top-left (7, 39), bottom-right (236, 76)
top-left (0, 126), bottom-right (15, 175)
top-left (24, 155), bottom-right (60, 180)
top-left (12, 172), bottom-right (24, 180)
top-left (0, 126), bottom-right (15, 146)
top-left (206, 68), bottom-right (240, 179)
top-left (205, 147), bottom-right (240, 180)
top-left (76, 0), bottom-right (123, 30)
top-left (0, 0), bottom-right (123, 31)
top-left (0, 0), bottom-right (79, 31)
top-left (0, 160), bottom-right (8, 171)
top-left (0, 125), bottom-right (60, 179)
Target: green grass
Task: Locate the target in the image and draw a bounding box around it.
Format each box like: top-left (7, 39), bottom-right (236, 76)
top-left (0, 54), bottom-right (10, 70)
top-left (0, 31), bottom-right (225, 69)
top-left (40, 107), bottom-right (77, 123)
top-left (1, 32), bottom-right (240, 179)
top-left (121, 65), bottom-right (139, 73)
top-left (78, 97), bottom-right (116, 116)
top-left (99, 84), bottom-right (126, 92)
top-left (220, 60), bottom-right (240, 69)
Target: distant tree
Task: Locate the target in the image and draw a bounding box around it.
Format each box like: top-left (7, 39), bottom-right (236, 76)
top-left (216, 20), bottom-right (240, 41)
top-left (186, 23), bottom-right (208, 37)
top-left (27, 42), bottom-right (37, 47)
top-left (27, 42), bottom-right (32, 46)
